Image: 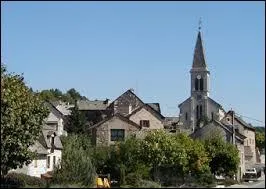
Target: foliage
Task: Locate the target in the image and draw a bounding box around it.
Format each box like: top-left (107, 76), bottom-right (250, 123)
top-left (65, 103), bottom-right (87, 134)
top-left (37, 88), bottom-right (88, 104)
top-left (52, 134), bottom-right (96, 187)
top-left (203, 134), bottom-right (240, 177)
top-left (1, 65), bottom-right (49, 175)
top-left (255, 130), bottom-right (265, 152)
top-left (1, 172), bottom-right (46, 188)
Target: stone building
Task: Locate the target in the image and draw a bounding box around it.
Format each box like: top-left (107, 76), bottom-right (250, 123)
top-left (178, 30), bottom-right (226, 134)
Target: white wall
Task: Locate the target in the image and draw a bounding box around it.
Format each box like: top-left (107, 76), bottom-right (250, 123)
top-left (47, 149), bottom-right (62, 172)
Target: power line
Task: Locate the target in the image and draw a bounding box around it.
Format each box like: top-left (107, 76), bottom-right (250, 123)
top-left (234, 112), bottom-right (264, 124)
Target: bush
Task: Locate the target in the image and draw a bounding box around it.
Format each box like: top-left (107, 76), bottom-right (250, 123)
top-left (194, 173), bottom-right (215, 187)
top-left (222, 178), bottom-right (238, 186)
top-left (52, 134), bottom-right (96, 187)
top-left (1, 172), bottom-right (46, 188)
top-left (137, 179), bottom-right (161, 188)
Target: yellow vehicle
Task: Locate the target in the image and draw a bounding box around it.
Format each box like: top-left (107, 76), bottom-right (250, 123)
top-left (96, 174), bottom-right (111, 188)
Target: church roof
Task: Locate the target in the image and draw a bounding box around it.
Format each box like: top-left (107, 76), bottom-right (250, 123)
top-left (192, 31), bottom-right (208, 69)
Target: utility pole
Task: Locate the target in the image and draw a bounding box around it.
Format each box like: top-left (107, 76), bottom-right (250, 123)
top-left (231, 109), bottom-right (235, 145)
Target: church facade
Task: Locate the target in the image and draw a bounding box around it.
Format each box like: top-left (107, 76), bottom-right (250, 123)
top-left (178, 31), bottom-right (226, 133)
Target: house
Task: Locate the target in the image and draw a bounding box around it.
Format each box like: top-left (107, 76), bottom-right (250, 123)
top-left (9, 125), bottom-right (63, 178)
top-left (190, 119), bottom-right (246, 181)
top-left (87, 113), bottom-right (141, 146)
top-left (87, 89), bottom-right (165, 145)
top-left (221, 111), bottom-right (257, 168)
top-left (76, 99), bottom-right (111, 126)
top-left (44, 101), bottom-right (68, 136)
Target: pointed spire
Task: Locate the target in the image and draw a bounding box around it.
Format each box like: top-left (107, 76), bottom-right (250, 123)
top-left (192, 22), bottom-right (207, 69)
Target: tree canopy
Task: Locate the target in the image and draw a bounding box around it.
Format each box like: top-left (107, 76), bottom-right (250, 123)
top-left (1, 65), bottom-right (49, 175)
top-left (37, 88), bottom-right (88, 104)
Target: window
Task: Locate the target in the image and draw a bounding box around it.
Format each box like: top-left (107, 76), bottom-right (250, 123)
top-left (196, 105), bottom-right (199, 120)
top-left (111, 129), bottom-right (125, 141)
top-left (211, 112), bottom-right (214, 120)
top-left (34, 159), bottom-right (37, 168)
top-left (47, 156), bottom-right (50, 168)
top-left (196, 105), bottom-right (203, 120)
top-left (185, 113), bottom-right (188, 121)
top-left (200, 78), bottom-right (204, 91)
top-left (195, 78), bottom-right (199, 91)
top-left (140, 120), bottom-right (150, 127)
top-left (53, 156), bottom-right (56, 168)
top-left (199, 105), bottom-right (203, 118)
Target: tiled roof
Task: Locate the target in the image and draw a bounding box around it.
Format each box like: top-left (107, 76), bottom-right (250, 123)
top-left (77, 100), bottom-right (109, 110)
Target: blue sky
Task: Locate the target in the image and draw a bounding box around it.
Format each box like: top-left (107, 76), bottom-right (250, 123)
top-left (1, 1), bottom-right (265, 126)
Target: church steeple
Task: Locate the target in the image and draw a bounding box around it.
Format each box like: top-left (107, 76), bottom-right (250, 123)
top-left (192, 31), bottom-right (207, 69)
top-left (190, 22), bottom-right (210, 98)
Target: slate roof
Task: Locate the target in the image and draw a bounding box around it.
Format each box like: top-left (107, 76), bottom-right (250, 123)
top-left (29, 140), bottom-right (48, 155)
top-left (40, 127), bottom-right (63, 150)
top-left (146, 103), bottom-right (161, 113)
top-left (77, 100), bottom-right (109, 110)
top-left (126, 104), bottom-right (165, 121)
top-left (190, 119), bottom-right (245, 143)
top-left (44, 101), bottom-right (64, 117)
top-left (87, 113), bottom-right (141, 130)
top-left (108, 89), bottom-right (145, 109)
top-left (192, 31), bottom-right (207, 69)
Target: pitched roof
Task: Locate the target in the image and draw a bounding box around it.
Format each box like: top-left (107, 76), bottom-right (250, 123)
top-left (77, 99), bottom-right (109, 110)
top-left (178, 97), bottom-right (191, 107)
top-left (192, 31), bottom-right (207, 69)
top-left (226, 111), bottom-right (256, 131)
top-left (29, 140), bottom-right (48, 155)
top-left (44, 101), bottom-right (64, 118)
top-left (108, 89), bottom-right (145, 108)
top-left (87, 113), bottom-right (141, 130)
top-left (40, 129), bottom-right (63, 150)
top-left (191, 119), bottom-right (245, 143)
top-left (146, 103), bottom-right (161, 113)
top-left (126, 104), bottom-right (165, 121)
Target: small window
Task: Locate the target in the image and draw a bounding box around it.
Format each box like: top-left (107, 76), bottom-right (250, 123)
top-left (211, 112), bottom-right (214, 120)
top-left (111, 129), bottom-right (125, 141)
top-left (200, 78), bottom-right (204, 91)
top-left (185, 113), bottom-right (188, 121)
top-left (47, 156), bottom-right (50, 168)
top-left (227, 117), bottom-right (230, 122)
top-left (34, 159), bottom-right (37, 168)
top-left (140, 120), bottom-right (150, 127)
top-left (53, 156), bottom-right (56, 168)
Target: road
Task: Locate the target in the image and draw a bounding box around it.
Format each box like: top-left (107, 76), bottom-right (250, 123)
top-left (226, 174), bottom-right (265, 188)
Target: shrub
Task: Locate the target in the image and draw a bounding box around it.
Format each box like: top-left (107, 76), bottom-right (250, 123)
top-left (1, 172), bottom-right (46, 188)
top-left (52, 134), bottom-right (96, 187)
top-left (194, 173), bottom-right (215, 187)
top-left (137, 179), bottom-right (161, 188)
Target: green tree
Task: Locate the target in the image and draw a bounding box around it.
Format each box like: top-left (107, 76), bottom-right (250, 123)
top-left (1, 65), bottom-right (49, 175)
top-left (65, 103), bottom-right (87, 134)
top-left (53, 134), bottom-right (96, 187)
top-left (255, 131), bottom-right (265, 152)
top-left (203, 134), bottom-right (240, 177)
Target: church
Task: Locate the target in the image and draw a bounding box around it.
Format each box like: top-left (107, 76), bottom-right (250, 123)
top-left (178, 29), bottom-right (226, 133)
top-left (177, 27), bottom-right (258, 180)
